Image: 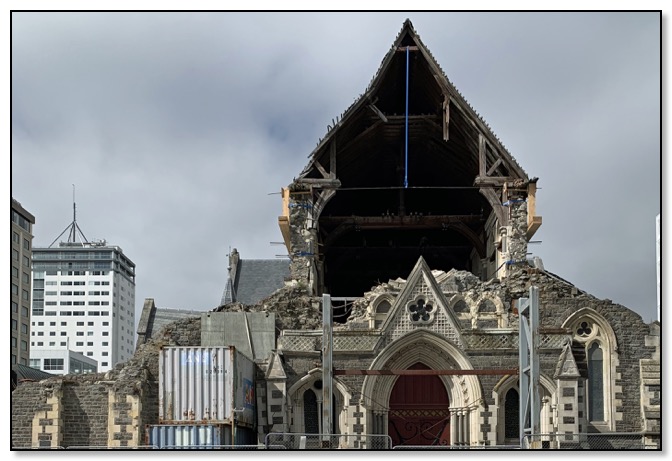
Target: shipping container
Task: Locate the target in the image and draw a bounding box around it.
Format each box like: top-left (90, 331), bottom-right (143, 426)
top-left (146, 424), bottom-right (228, 449)
top-left (146, 424), bottom-right (258, 449)
top-left (159, 346), bottom-right (255, 425)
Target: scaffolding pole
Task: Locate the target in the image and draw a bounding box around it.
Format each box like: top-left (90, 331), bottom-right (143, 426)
top-left (518, 286), bottom-right (540, 448)
top-left (322, 294), bottom-right (333, 446)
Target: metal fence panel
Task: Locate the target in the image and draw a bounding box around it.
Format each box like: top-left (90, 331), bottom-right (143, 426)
top-left (393, 445), bottom-right (520, 450)
top-left (265, 433), bottom-right (392, 450)
top-left (65, 446), bottom-right (158, 450)
top-left (523, 433), bottom-right (656, 450)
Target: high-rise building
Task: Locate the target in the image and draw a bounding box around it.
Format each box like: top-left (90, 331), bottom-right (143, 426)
top-left (29, 202), bottom-right (136, 374)
top-left (30, 241), bottom-right (136, 374)
top-left (656, 213), bottom-right (660, 322)
top-left (11, 198), bottom-right (36, 366)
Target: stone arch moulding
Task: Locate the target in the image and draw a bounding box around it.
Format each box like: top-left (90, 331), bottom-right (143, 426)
top-left (561, 307), bottom-right (619, 431)
top-left (561, 307), bottom-right (618, 353)
top-left (287, 368), bottom-right (351, 435)
top-left (492, 373), bottom-right (557, 443)
top-left (361, 329), bottom-right (483, 443)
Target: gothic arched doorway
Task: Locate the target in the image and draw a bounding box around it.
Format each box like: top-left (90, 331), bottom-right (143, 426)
top-left (388, 363), bottom-right (451, 446)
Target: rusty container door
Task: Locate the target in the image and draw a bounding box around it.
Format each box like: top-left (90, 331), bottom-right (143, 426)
top-left (388, 363), bottom-right (451, 447)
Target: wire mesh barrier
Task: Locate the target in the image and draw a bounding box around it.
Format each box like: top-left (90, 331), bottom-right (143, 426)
top-left (522, 433), bottom-right (658, 450)
top-left (265, 433), bottom-right (393, 450)
top-left (65, 445), bottom-right (159, 450)
top-left (393, 444), bottom-right (521, 450)
top-left (159, 444), bottom-right (285, 450)
top-left (14, 446), bottom-right (65, 450)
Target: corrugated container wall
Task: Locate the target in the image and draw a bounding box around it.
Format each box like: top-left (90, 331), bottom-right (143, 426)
top-left (159, 346), bottom-right (255, 425)
top-left (146, 424), bottom-right (228, 449)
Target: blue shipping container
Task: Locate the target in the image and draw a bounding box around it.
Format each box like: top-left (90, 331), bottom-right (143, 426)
top-left (147, 424), bottom-right (229, 449)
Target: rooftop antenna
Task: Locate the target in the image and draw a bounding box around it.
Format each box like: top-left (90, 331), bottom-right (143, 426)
top-left (49, 184), bottom-right (90, 248)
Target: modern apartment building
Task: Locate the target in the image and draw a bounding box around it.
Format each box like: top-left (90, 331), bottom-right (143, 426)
top-left (30, 240), bottom-right (136, 373)
top-left (11, 198), bottom-right (36, 366)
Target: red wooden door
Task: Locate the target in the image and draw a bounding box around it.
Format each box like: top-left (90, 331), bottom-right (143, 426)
top-left (388, 363), bottom-right (451, 447)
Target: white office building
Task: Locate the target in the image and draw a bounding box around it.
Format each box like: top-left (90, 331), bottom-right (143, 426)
top-left (656, 213), bottom-right (660, 322)
top-left (30, 240), bottom-right (136, 373)
top-left (29, 348), bottom-right (98, 376)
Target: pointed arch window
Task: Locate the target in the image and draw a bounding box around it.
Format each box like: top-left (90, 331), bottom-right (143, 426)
top-left (564, 310), bottom-right (617, 430)
top-left (303, 389), bottom-right (319, 434)
top-left (587, 342), bottom-right (604, 421)
top-left (504, 388), bottom-right (520, 439)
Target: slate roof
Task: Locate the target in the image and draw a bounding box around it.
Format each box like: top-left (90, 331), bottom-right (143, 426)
top-left (221, 259), bottom-right (290, 306)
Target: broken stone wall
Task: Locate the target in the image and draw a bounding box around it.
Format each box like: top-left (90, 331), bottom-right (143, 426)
top-left (12, 316), bottom-right (203, 448)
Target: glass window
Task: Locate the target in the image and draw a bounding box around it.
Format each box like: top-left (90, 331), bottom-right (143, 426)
top-left (12, 266), bottom-right (18, 278)
top-left (23, 238), bottom-right (30, 250)
top-left (12, 284), bottom-right (18, 295)
top-left (588, 342), bottom-right (605, 421)
top-left (44, 358), bottom-right (64, 370)
top-left (504, 388), bottom-right (520, 439)
top-left (21, 323), bottom-right (28, 334)
top-left (20, 340), bottom-right (27, 351)
top-left (12, 302), bottom-right (18, 313)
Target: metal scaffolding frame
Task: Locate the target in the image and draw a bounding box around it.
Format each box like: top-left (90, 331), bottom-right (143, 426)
top-left (518, 286), bottom-right (541, 448)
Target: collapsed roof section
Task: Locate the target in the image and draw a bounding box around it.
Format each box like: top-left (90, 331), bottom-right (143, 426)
top-left (281, 19), bottom-right (542, 304)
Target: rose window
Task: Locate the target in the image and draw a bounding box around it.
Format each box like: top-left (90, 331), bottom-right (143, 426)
top-left (408, 298), bottom-right (434, 323)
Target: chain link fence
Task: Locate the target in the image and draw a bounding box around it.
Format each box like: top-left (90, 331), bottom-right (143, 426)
top-left (159, 444), bottom-right (285, 450)
top-left (393, 444), bottom-right (520, 450)
top-left (64, 445), bottom-right (159, 450)
top-left (522, 433), bottom-right (658, 450)
top-left (265, 433), bottom-right (392, 450)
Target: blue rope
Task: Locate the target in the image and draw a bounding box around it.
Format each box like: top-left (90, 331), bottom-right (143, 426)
top-left (404, 46), bottom-right (409, 189)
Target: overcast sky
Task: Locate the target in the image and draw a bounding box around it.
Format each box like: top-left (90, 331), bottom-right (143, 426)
top-left (9, 11), bottom-right (661, 326)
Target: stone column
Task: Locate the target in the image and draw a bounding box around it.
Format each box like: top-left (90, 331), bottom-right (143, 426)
top-left (450, 409), bottom-right (458, 446)
top-left (504, 199), bottom-right (528, 278)
top-left (31, 384), bottom-right (63, 448)
top-left (287, 190), bottom-right (317, 295)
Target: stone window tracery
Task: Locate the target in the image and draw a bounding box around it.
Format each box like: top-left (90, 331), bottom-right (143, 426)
top-left (406, 297), bottom-right (435, 324)
top-left (564, 310), bottom-right (618, 430)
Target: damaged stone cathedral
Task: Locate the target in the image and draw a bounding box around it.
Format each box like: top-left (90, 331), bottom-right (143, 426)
top-left (11, 20), bottom-right (660, 449)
